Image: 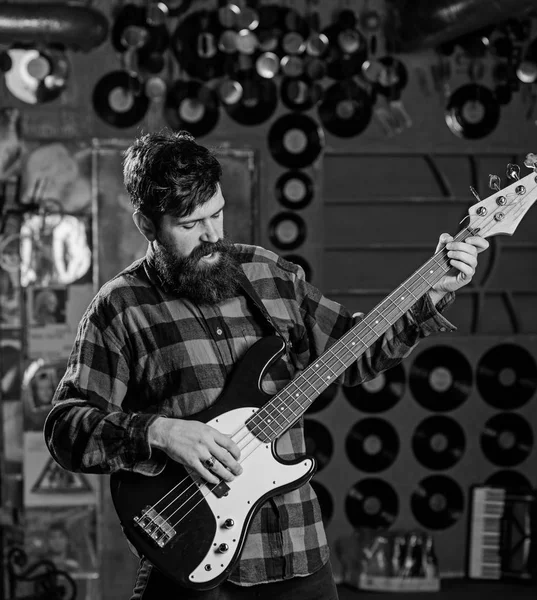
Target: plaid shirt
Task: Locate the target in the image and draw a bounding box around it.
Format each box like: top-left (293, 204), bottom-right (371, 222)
top-left (44, 244), bottom-right (455, 586)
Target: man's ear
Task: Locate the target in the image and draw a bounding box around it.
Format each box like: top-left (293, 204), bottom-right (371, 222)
top-left (133, 211), bottom-right (157, 242)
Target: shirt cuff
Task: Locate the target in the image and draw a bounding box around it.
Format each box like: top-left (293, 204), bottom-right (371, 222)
top-left (409, 291), bottom-right (457, 337)
top-left (127, 413), bottom-right (168, 476)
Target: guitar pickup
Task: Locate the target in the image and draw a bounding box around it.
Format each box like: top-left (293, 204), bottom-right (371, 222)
top-left (134, 507), bottom-right (176, 548)
top-left (211, 481), bottom-right (230, 498)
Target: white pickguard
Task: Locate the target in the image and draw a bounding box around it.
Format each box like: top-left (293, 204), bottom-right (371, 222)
top-left (188, 407), bottom-right (314, 584)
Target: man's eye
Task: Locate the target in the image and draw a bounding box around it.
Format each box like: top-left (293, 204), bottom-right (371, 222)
top-left (181, 223), bottom-right (196, 230)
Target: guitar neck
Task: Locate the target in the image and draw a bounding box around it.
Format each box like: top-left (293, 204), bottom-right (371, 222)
top-left (247, 227), bottom-right (475, 443)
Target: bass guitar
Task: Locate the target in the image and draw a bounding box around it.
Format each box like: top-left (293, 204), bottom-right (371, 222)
top-left (110, 155), bottom-right (537, 589)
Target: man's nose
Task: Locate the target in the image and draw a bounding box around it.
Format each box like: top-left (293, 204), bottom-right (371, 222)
top-left (200, 220), bottom-right (219, 243)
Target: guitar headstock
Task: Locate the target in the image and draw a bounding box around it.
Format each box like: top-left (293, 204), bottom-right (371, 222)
top-left (466, 153), bottom-right (537, 239)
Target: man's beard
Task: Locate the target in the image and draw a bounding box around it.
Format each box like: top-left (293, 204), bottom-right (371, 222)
top-left (151, 236), bottom-right (242, 304)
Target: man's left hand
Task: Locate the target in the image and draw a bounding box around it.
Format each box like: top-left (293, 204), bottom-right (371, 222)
top-left (431, 233), bottom-right (489, 295)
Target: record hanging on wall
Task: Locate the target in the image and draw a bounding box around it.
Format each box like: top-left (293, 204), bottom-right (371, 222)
top-left (445, 83), bottom-right (501, 139)
top-left (412, 415), bottom-right (466, 471)
top-left (92, 70), bottom-right (149, 128)
top-left (223, 74), bottom-right (278, 126)
top-left (275, 170), bottom-right (314, 210)
top-left (345, 478), bottom-right (399, 529)
top-left (480, 412), bottom-right (533, 467)
top-left (304, 418), bottom-right (334, 472)
top-left (410, 475), bottom-right (464, 530)
top-left (283, 253), bottom-right (314, 283)
top-left (343, 364), bottom-right (405, 413)
top-left (268, 212), bottom-right (307, 250)
top-left (268, 113), bottom-right (324, 168)
top-left (164, 79), bottom-right (220, 137)
top-left (345, 417), bottom-right (400, 473)
top-left (318, 79), bottom-right (373, 138)
top-left (409, 345), bottom-right (472, 412)
top-left (476, 343), bottom-right (537, 409)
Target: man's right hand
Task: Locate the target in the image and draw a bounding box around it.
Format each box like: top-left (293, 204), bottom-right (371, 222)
top-left (148, 417), bottom-right (243, 485)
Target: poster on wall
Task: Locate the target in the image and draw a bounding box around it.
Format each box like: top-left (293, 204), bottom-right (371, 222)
top-left (26, 283), bottom-right (94, 360)
top-left (23, 432), bottom-right (98, 508)
top-left (24, 505), bottom-right (99, 600)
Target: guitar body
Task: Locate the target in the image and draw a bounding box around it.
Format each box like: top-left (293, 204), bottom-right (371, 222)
top-left (110, 336), bottom-right (316, 590)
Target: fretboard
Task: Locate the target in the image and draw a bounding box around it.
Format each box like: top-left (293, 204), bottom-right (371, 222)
top-left (246, 228), bottom-right (473, 443)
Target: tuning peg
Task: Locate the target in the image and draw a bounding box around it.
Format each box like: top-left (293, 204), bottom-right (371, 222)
top-left (469, 186), bottom-right (481, 203)
top-left (524, 153), bottom-right (537, 170)
top-left (488, 174), bottom-right (501, 191)
top-left (506, 163), bottom-right (520, 180)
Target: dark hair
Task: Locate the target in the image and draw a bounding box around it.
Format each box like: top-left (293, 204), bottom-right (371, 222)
top-left (123, 130), bottom-right (222, 223)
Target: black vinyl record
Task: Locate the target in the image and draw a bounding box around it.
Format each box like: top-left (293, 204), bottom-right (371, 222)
top-left (164, 80), bottom-right (219, 137)
top-left (268, 113), bottom-right (324, 168)
top-left (343, 364), bottom-right (405, 413)
top-left (486, 470), bottom-right (533, 492)
top-left (280, 76), bottom-right (324, 112)
top-left (476, 343), bottom-right (537, 409)
top-left (345, 478), bottom-right (399, 529)
top-left (481, 412), bottom-right (533, 467)
top-left (322, 24), bottom-right (368, 80)
top-left (92, 71), bottom-right (149, 128)
top-left (304, 418), bottom-right (334, 472)
top-left (275, 170), bottom-right (314, 210)
top-left (268, 212), bottom-right (307, 250)
top-left (318, 79), bottom-right (373, 138)
top-left (409, 345), bottom-right (472, 412)
top-left (445, 84), bottom-right (500, 140)
top-left (374, 56), bottom-right (409, 98)
top-left (283, 254), bottom-right (314, 283)
top-left (411, 475), bottom-right (464, 530)
top-left (346, 417), bottom-right (400, 473)
top-left (412, 416), bottom-right (466, 470)
top-left (171, 10), bottom-right (225, 80)
top-left (311, 480), bottom-right (334, 525)
top-left (224, 74), bottom-right (278, 126)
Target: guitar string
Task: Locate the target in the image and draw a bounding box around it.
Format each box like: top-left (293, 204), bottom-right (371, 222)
top-left (136, 183), bottom-right (535, 543)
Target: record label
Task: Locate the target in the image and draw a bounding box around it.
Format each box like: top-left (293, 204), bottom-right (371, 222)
top-left (409, 346), bottom-right (472, 412)
top-left (476, 343), bottom-right (537, 409)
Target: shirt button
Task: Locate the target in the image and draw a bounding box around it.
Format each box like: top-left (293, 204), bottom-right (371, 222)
top-left (216, 328), bottom-right (223, 335)
top-left (439, 327), bottom-right (446, 332)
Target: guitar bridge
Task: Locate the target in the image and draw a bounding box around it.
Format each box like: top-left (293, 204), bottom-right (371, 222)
top-left (134, 507), bottom-right (176, 548)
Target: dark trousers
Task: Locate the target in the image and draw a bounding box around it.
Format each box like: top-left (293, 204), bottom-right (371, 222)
top-left (131, 559), bottom-right (339, 600)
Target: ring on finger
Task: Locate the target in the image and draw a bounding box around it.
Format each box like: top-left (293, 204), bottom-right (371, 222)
top-left (204, 456), bottom-right (215, 470)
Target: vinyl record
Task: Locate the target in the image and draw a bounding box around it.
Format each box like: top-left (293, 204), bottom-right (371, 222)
top-left (224, 74), bottom-right (278, 125)
top-left (411, 475), bottom-right (464, 530)
top-left (412, 416), bottom-right (466, 470)
top-left (280, 76), bottom-right (324, 111)
top-left (171, 10), bottom-right (225, 80)
top-left (486, 470), bottom-right (533, 492)
top-left (92, 71), bottom-right (149, 128)
top-left (346, 417), bottom-right (400, 473)
top-left (445, 84), bottom-right (500, 140)
top-left (304, 418), bottom-right (334, 472)
top-left (268, 114), bottom-right (324, 168)
top-left (311, 480), bottom-right (334, 524)
top-left (323, 24), bottom-right (368, 80)
top-left (481, 412), bottom-right (533, 467)
top-left (305, 382), bottom-right (337, 413)
top-left (476, 343), bottom-right (537, 409)
top-left (343, 364), bottom-right (405, 413)
top-left (268, 212), bottom-right (306, 250)
top-left (164, 80), bottom-right (219, 137)
top-left (318, 80), bottom-right (373, 138)
top-left (345, 478), bottom-right (399, 529)
top-left (275, 170), bottom-right (314, 210)
top-left (409, 345), bottom-right (472, 412)
top-left (5, 48), bottom-right (69, 105)
top-left (374, 56), bottom-right (409, 98)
